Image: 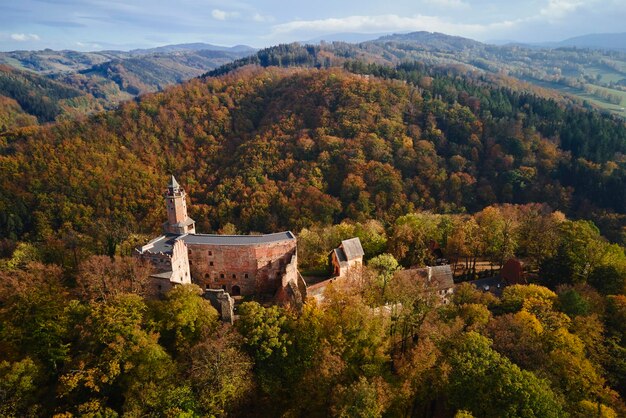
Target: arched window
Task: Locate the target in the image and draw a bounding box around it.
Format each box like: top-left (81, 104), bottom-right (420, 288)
top-left (231, 285), bottom-right (241, 296)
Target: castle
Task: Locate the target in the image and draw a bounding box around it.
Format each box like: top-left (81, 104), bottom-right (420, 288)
top-left (136, 176), bottom-right (306, 308)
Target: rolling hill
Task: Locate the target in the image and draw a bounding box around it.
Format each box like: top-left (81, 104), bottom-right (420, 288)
top-left (0, 43), bottom-right (255, 73)
top-left (0, 64), bottom-right (104, 130)
top-left (0, 44), bottom-right (256, 129)
top-left (1, 65), bottom-right (624, 246)
top-left (211, 32), bottom-right (626, 118)
top-left (63, 49), bottom-right (256, 99)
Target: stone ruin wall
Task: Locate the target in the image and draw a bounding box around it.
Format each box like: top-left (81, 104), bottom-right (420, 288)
top-left (274, 253), bottom-right (307, 309)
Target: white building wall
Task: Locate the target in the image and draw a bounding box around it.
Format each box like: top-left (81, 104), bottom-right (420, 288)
top-left (170, 240), bottom-right (191, 285)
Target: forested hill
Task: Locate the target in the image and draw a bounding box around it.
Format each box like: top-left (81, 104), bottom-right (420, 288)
top-left (209, 34), bottom-right (626, 118)
top-left (0, 65), bottom-right (104, 130)
top-left (0, 46), bottom-right (255, 129)
top-left (0, 44), bottom-right (256, 74)
top-left (1, 65), bottom-right (625, 252)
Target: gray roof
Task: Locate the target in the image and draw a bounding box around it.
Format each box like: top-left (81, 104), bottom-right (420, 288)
top-left (151, 271), bottom-right (173, 280)
top-left (468, 276), bottom-right (506, 296)
top-left (429, 265), bottom-right (454, 289)
top-left (333, 248), bottom-right (348, 266)
top-left (182, 231), bottom-right (295, 246)
top-left (168, 175), bottom-right (179, 189)
top-left (138, 234), bottom-right (179, 255)
top-left (139, 231), bottom-right (295, 255)
top-left (172, 218), bottom-right (195, 227)
top-left (341, 237), bottom-right (364, 261)
top-left (394, 265), bottom-right (454, 290)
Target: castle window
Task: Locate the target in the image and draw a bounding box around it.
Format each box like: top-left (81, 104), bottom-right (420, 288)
top-left (208, 250), bottom-right (213, 256)
top-left (244, 273), bottom-right (249, 279)
top-left (189, 260), bottom-right (193, 266)
top-left (205, 273), bottom-right (209, 279)
top-left (232, 274), bottom-right (236, 279)
top-left (220, 273), bottom-right (225, 279)
top-left (209, 261), bottom-right (214, 266)
top-left (188, 249), bottom-right (192, 254)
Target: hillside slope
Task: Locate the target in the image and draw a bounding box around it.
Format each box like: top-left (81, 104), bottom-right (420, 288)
top-left (1, 66), bottom-right (624, 247)
top-left (212, 33), bottom-right (626, 118)
top-left (0, 46), bottom-right (255, 129)
top-left (0, 44), bottom-right (255, 73)
top-left (77, 49), bottom-right (252, 97)
top-left (0, 65), bottom-right (104, 129)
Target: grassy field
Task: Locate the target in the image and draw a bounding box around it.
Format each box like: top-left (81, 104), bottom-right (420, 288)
top-left (585, 65), bottom-right (626, 84)
top-left (525, 78), bottom-right (626, 118)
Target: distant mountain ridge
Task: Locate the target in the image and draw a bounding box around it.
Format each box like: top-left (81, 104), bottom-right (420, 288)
top-left (0, 43), bottom-right (256, 73)
top-left (210, 31), bottom-right (626, 118)
top-left (0, 43), bottom-right (256, 129)
top-left (305, 32), bottom-right (394, 44)
top-left (554, 32), bottom-right (626, 51)
top-left (494, 32), bottom-right (626, 52)
top-left (376, 31), bottom-right (485, 51)
top-left (128, 43), bottom-right (256, 55)
top-left (3, 31), bottom-right (626, 132)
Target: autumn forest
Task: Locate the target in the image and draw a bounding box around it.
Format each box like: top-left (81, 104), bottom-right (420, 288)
top-left (1, 39), bottom-right (626, 417)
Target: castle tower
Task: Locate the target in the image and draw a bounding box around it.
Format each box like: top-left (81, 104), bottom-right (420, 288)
top-left (163, 175), bottom-right (196, 235)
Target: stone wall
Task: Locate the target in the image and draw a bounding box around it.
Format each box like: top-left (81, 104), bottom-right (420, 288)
top-left (141, 252), bottom-right (170, 273)
top-left (187, 239), bottom-right (297, 296)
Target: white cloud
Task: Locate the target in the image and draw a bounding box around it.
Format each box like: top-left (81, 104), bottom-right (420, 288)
top-left (253, 13), bottom-right (274, 23)
top-left (540, 0), bottom-right (589, 18)
top-left (10, 33), bottom-right (40, 41)
top-left (211, 9), bottom-right (240, 21)
top-left (270, 14), bottom-right (520, 39)
top-left (424, 0), bottom-right (470, 10)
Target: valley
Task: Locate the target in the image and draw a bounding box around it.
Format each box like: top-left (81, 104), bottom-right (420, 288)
top-left (0, 44), bottom-right (256, 130)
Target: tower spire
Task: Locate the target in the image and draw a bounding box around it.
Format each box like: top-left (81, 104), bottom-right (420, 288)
top-left (168, 175), bottom-right (180, 193)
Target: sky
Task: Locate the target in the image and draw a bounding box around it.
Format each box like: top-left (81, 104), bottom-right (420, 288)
top-left (0, 0), bottom-right (624, 51)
